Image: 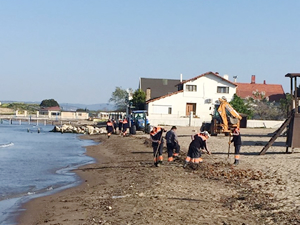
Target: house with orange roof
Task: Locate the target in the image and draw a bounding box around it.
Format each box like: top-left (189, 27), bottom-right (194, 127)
top-left (235, 75), bottom-right (285, 102)
top-left (146, 71), bottom-right (237, 126)
top-left (39, 106), bottom-right (61, 117)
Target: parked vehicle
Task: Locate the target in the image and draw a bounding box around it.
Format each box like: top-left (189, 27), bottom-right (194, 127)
top-left (129, 110), bottom-right (150, 134)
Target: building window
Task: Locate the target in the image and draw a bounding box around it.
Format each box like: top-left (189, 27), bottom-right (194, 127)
top-left (51, 112), bottom-right (60, 116)
top-left (168, 107), bottom-right (172, 114)
top-left (186, 85), bottom-right (197, 92)
top-left (217, 86), bottom-right (229, 93)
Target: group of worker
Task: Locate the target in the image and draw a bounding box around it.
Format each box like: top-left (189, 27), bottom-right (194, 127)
top-left (149, 125), bottom-right (180, 167)
top-left (107, 118), bottom-right (242, 167)
top-left (106, 118), bottom-right (129, 138)
top-left (150, 125), bottom-right (242, 168)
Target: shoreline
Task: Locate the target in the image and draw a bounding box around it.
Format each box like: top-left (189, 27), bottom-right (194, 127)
top-left (15, 134), bottom-right (104, 225)
top-left (16, 127), bottom-right (300, 224)
top-left (1, 134), bottom-right (97, 225)
top-left (0, 125), bottom-right (95, 225)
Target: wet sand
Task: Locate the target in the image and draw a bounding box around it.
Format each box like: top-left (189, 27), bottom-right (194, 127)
top-left (17, 127), bottom-right (300, 224)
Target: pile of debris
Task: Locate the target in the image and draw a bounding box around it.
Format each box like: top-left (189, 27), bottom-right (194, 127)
top-left (50, 124), bottom-right (107, 135)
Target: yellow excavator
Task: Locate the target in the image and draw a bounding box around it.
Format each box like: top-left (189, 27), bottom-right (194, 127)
top-left (201, 97), bottom-right (242, 136)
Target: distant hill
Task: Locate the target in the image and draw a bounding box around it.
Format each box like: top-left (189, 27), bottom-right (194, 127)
top-left (60, 103), bottom-right (116, 111)
top-left (0, 100), bottom-right (116, 111)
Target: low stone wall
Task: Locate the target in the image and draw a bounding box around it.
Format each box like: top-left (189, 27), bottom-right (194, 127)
top-left (147, 115), bottom-right (202, 127)
top-left (247, 120), bottom-right (284, 128)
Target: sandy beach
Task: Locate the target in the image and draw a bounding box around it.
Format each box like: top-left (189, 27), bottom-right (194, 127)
top-left (16, 126), bottom-right (300, 225)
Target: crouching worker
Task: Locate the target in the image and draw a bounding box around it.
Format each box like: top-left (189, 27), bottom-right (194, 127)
top-left (229, 127), bottom-right (241, 165)
top-left (165, 126), bottom-right (180, 162)
top-left (150, 126), bottom-right (166, 167)
top-left (183, 131), bottom-right (211, 169)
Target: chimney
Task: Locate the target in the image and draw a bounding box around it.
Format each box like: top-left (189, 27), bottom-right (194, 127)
top-left (263, 80), bottom-right (266, 84)
top-left (233, 76), bottom-right (237, 82)
top-left (251, 75), bottom-right (256, 84)
top-left (180, 73), bottom-right (183, 82)
top-left (146, 88), bottom-right (151, 101)
top-left (223, 74), bottom-right (229, 80)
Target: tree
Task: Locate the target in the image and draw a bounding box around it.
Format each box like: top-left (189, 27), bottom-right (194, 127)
top-left (229, 94), bottom-right (253, 118)
top-left (279, 93), bottom-right (292, 117)
top-left (244, 90), bottom-right (287, 120)
top-left (76, 108), bottom-right (89, 112)
top-left (40, 99), bottom-right (60, 107)
top-left (109, 87), bottom-right (129, 111)
top-left (131, 89), bottom-right (146, 110)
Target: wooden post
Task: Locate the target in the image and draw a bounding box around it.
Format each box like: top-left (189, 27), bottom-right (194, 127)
top-left (290, 76), bottom-right (293, 108)
top-left (295, 77), bottom-right (298, 114)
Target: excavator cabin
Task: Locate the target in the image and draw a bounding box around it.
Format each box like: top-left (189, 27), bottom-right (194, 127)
top-left (203, 97), bottom-right (242, 136)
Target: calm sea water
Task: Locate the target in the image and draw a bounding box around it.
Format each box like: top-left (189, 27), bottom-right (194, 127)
top-left (0, 121), bottom-right (95, 225)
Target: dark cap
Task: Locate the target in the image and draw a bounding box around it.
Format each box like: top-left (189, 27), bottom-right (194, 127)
top-left (171, 126), bottom-right (177, 130)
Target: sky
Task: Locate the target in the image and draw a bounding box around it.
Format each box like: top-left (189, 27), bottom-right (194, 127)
top-left (0, 0), bottom-right (299, 105)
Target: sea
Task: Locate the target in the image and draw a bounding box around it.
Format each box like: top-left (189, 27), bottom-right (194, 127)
top-left (0, 120), bottom-right (96, 225)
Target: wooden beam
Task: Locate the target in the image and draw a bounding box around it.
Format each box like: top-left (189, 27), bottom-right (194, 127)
top-left (259, 112), bottom-right (293, 155)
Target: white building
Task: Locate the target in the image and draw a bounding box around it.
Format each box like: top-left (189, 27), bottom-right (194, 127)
top-left (146, 71), bottom-right (237, 126)
top-left (39, 106), bottom-right (89, 120)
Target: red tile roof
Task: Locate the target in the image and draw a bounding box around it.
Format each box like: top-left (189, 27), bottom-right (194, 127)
top-left (236, 82), bottom-right (285, 102)
top-left (40, 106), bottom-right (61, 111)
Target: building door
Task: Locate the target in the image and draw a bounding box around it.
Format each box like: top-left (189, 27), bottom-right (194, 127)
top-left (186, 103), bottom-right (196, 116)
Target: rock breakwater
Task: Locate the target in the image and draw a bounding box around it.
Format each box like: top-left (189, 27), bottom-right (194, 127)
top-left (50, 124), bottom-right (107, 135)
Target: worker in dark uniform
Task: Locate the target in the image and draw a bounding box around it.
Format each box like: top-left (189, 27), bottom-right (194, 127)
top-left (229, 127), bottom-right (242, 165)
top-left (165, 126), bottom-right (180, 162)
top-left (118, 118), bottom-right (123, 135)
top-left (106, 119), bottom-right (114, 138)
top-left (183, 131), bottom-right (211, 169)
top-left (122, 117), bottom-right (129, 137)
top-left (150, 126), bottom-right (166, 167)
top-left (112, 119), bottom-right (117, 134)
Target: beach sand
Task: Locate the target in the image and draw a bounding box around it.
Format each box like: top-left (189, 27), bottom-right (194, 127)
top-left (17, 126), bottom-right (300, 224)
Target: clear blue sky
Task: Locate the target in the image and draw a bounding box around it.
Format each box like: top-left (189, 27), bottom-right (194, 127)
top-left (0, 0), bottom-right (298, 104)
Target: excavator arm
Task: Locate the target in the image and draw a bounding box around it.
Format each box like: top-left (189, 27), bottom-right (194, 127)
top-left (216, 98), bottom-right (242, 132)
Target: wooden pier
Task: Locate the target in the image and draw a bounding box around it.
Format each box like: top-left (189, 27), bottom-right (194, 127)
top-left (0, 115), bottom-right (94, 126)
